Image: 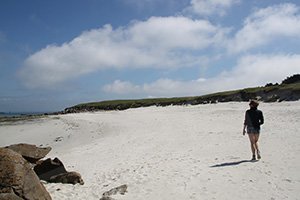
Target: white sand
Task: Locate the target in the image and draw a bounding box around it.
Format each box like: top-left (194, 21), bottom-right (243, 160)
top-left (1, 102), bottom-right (299, 200)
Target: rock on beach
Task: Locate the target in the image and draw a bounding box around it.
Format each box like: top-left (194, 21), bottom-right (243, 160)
top-left (0, 148), bottom-right (52, 200)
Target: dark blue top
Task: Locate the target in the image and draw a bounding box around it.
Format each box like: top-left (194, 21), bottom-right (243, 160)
top-left (244, 107), bottom-right (264, 129)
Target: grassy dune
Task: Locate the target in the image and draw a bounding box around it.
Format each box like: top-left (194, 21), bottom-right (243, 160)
top-left (65, 83), bottom-right (300, 112)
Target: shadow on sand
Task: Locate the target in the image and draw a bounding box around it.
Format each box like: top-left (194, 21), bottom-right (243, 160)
top-left (210, 159), bottom-right (258, 168)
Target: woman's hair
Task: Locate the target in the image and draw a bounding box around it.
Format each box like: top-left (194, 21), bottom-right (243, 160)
top-left (249, 100), bottom-right (259, 107)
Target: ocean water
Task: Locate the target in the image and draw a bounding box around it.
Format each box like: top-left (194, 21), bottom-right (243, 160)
top-left (0, 112), bottom-right (47, 117)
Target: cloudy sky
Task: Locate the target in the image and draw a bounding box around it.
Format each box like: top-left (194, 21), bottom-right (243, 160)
top-left (1, 0), bottom-right (300, 112)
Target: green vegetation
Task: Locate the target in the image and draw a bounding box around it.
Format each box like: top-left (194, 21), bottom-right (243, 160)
top-left (0, 115), bottom-right (48, 125)
top-left (73, 96), bottom-right (196, 110)
top-left (65, 82), bottom-right (300, 113)
top-left (281, 74), bottom-right (300, 84)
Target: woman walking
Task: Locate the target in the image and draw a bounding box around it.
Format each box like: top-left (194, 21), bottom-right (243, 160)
top-left (243, 100), bottom-right (264, 160)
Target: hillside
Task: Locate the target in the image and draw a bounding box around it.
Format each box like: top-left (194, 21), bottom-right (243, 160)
top-left (64, 78), bottom-right (300, 113)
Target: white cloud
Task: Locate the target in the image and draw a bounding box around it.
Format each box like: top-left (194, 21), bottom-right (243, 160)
top-left (103, 54), bottom-right (300, 97)
top-left (18, 2), bottom-right (300, 94)
top-left (185, 0), bottom-right (240, 16)
top-left (19, 16), bottom-right (227, 88)
top-left (144, 78), bottom-right (198, 96)
top-left (210, 54), bottom-right (300, 91)
top-left (102, 80), bottom-right (141, 94)
top-left (103, 78), bottom-right (203, 97)
top-left (230, 3), bottom-right (300, 53)
top-left (129, 16), bottom-right (224, 49)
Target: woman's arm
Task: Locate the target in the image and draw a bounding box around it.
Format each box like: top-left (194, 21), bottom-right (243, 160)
top-left (243, 111), bottom-right (248, 135)
top-left (259, 111), bottom-right (264, 125)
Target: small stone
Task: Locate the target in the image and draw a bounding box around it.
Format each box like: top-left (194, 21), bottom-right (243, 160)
top-left (49, 171), bottom-right (84, 185)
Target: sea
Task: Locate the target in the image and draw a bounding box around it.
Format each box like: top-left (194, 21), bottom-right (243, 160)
top-left (0, 112), bottom-right (48, 117)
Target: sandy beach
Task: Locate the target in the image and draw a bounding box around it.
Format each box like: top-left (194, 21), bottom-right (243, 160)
top-left (0, 101), bottom-right (299, 200)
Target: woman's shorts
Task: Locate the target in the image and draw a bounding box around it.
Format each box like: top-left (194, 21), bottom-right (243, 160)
top-left (247, 126), bottom-right (260, 134)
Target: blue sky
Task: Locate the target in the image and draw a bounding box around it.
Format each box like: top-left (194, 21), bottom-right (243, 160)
top-left (1, 0), bottom-right (300, 112)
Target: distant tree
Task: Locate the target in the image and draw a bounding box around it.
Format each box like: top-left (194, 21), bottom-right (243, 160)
top-left (265, 83), bottom-right (273, 87)
top-left (281, 74), bottom-right (300, 84)
top-left (265, 82), bottom-right (279, 87)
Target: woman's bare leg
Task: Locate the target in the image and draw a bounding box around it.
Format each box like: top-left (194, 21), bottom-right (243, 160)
top-left (248, 134), bottom-right (256, 159)
top-left (254, 134), bottom-right (261, 159)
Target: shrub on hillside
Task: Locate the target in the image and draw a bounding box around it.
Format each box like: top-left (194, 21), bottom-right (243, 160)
top-left (281, 74), bottom-right (300, 84)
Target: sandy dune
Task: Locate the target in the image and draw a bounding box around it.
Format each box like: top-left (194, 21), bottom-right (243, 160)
top-left (1, 102), bottom-right (299, 200)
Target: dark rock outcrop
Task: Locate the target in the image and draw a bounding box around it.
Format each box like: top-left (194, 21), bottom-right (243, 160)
top-left (5, 143), bottom-right (51, 164)
top-left (34, 158), bottom-right (84, 185)
top-left (34, 158), bottom-right (67, 182)
top-left (0, 148), bottom-right (52, 200)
